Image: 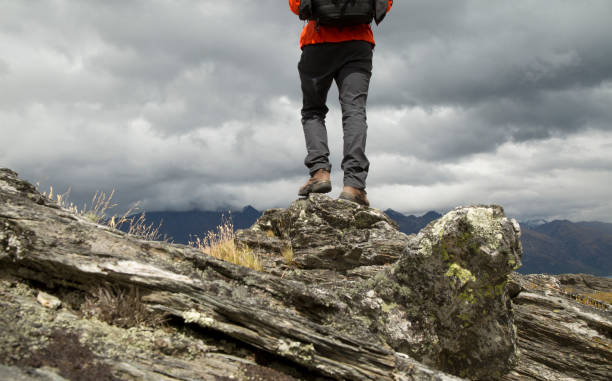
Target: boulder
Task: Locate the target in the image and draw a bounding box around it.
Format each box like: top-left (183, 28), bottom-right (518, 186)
top-left (238, 195), bottom-right (523, 379)
top-left (374, 205), bottom-right (522, 379)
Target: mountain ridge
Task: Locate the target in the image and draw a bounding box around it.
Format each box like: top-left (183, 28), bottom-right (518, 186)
top-left (139, 206), bottom-right (612, 276)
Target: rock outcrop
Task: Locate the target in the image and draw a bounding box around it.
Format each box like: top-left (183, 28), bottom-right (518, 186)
top-left (237, 197), bottom-right (409, 270)
top-left (1, 168), bottom-right (611, 380)
top-left (238, 196), bottom-right (522, 379)
top-left (503, 273), bottom-right (612, 380)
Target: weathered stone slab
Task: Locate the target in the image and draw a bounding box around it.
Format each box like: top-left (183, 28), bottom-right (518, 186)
top-left (1, 168), bottom-right (528, 380)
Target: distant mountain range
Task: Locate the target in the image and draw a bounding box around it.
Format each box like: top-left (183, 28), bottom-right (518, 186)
top-left (520, 220), bottom-right (612, 277)
top-left (135, 206), bottom-right (261, 244)
top-left (135, 207), bottom-right (612, 277)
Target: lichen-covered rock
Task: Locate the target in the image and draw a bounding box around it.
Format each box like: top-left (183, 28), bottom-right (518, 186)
top-left (2, 168), bottom-right (610, 380)
top-left (1, 168), bottom-right (466, 380)
top-left (240, 196), bottom-right (522, 380)
top-left (242, 193), bottom-right (409, 270)
top-left (370, 205), bottom-right (522, 380)
top-left (503, 273), bottom-right (612, 381)
top-left (0, 275), bottom-right (300, 381)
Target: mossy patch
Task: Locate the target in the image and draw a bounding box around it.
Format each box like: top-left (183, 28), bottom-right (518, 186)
top-left (495, 281), bottom-right (507, 296)
top-left (508, 257), bottom-right (521, 271)
top-left (438, 242), bottom-right (450, 261)
top-left (381, 301), bottom-right (398, 313)
top-left (445, 263), bottom-right (476, 287)
top-left (458, 289), bottom-right (476, 304)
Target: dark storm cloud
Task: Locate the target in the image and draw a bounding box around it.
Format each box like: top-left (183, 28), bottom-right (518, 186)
top-left (0, 0), bottom-right (300, 127)
top-left (368, 0), bottom-right (612, 159)
top-left (82, 0), bottom-right (301, 130)
top-left (1, 0), bottom-right (611, 221)
top-left (374, 0), bottom-right (612, 104)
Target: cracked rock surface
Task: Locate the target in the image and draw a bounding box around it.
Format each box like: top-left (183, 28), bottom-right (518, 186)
top-left (2, 168), bottom-right (610, 380)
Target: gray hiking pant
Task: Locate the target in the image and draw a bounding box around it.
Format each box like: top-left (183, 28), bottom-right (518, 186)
top-left (298, 40), bottom-right (373, 190)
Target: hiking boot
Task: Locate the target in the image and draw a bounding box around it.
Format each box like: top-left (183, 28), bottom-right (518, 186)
top-left (338, 186), bottom-right (369, 207)
top-left (298, 168), bottom-right (332, 197)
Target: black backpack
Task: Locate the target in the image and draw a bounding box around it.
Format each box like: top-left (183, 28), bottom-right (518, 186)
top-left (299, 0), bottom-right (389, 27)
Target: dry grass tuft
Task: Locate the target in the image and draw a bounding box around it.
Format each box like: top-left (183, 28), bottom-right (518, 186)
top-left (40, 185), bottom-right (164, 241)
top-left (84, 190), bottom-right (118, 223)
top-left (108, 207), bottom-right (165, 241)
top-left (41, 185), bottom-right (82, 216)
top-left (583, 291), bottom-right (612, 305)
top-left (81, 286), bottom-right (167, 328)
top-left (190, 216), bottom-right (263, 271)
top-left (281, 245), bottom-right (294, 266)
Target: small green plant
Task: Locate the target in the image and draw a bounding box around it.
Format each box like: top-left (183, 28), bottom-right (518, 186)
top-left (190, 216), bottom-right (263, 271)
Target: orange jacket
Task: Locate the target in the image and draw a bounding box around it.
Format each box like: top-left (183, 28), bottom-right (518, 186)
top-left (289, 0), bottom-right (393, 48)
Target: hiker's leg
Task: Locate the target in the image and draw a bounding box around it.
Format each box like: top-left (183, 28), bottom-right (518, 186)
top-left (299, 45), bottom-right (335, 175)
top-left (335, 41), bottom-right (373, 190)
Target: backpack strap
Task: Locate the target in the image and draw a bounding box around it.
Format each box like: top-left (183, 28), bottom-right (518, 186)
top-left (298, 0), bottom-right (313, 21)
top-left (374, 0), bottom-right (388, 25)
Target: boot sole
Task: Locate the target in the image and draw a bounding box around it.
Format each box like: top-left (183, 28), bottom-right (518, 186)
top-left (298, 181), bottom-right (332, 197)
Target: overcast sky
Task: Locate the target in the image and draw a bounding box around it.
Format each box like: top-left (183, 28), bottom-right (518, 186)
top-left (2, 0), bottom-right (612, 222)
